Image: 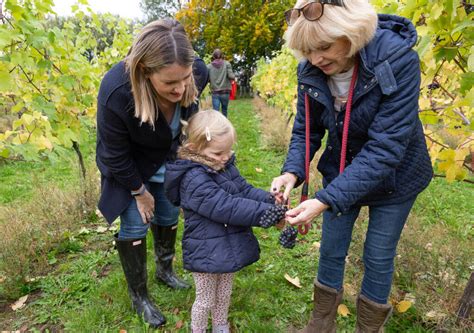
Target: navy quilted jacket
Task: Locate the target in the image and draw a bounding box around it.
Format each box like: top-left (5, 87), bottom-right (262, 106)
top-left (283, 14), bottom-right (433, 215)
top-left (165, 149), bottom-right (275, 273)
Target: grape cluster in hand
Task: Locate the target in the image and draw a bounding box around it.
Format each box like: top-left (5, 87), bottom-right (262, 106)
top-left (259, 205), bottom-right (287, 229)
top-left (279, 226), bottom-right (298, 249)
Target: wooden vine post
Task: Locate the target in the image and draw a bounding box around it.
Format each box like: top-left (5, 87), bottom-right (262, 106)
top-left (456, 272), bottom-right (473, 324)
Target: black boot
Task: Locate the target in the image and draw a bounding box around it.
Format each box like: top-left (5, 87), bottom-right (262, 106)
top-left (115, 234), bottom-right (166, 328)
top-left (150, 224), bottom-right (190, 289)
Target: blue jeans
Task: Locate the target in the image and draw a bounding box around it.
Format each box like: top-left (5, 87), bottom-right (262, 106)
top-left (317, 197), bottom-right (416, 304)
top-left (118, 182), bottom-right (179, 240)
top-left (212, 92), bottom-right (230, 117)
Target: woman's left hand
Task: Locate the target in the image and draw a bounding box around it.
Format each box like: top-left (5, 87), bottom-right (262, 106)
top-left (285, 199), bottom-right (329, 226)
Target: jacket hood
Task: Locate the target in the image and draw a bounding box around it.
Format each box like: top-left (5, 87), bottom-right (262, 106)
top-left (360, 14), bottom-right (417, 70)
top-left (164, 147), bottom-right (235, 206)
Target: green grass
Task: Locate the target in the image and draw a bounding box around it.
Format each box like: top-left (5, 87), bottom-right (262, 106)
top-left (1, 99), bottom-right (472, 332)
top-left (0, 158), bottom-right (77, 204)
top-left (413, 178), bottom-right (473, 237)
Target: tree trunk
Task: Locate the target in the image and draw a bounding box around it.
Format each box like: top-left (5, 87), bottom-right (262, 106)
top-left (456, 272), bottom-right (473, 324)
top-left (72, 141), bottom-right (86, 180)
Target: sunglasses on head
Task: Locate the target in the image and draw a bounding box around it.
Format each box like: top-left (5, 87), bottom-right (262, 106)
top-left (284, 0), bottom-right (344, 26)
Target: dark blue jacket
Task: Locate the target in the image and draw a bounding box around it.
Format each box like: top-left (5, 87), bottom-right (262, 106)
top-left (164, 148), bottom-right (275, 273)
top-left (283, 15), bottom-right (433, 215)
top-left (96, 58), bottom-right (209, 223)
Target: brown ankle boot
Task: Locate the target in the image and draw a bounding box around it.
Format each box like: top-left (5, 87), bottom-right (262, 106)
top-left (298, 280), bottom-right (343, 333)
top-left (355, 294), bottom-right (392, 333)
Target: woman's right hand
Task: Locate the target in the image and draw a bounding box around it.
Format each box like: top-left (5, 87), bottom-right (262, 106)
top-left (270, 172), bottom-right (297, 201)
top-left (136, 190), bottom-right (155, 224)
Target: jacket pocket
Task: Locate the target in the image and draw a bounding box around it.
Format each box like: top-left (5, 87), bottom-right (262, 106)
top-left (383, 169), bottom-right (397, 194)
top-left (373, 169), bottom-right (396, 194)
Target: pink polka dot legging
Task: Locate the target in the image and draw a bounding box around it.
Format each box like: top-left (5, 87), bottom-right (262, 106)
top-left (191, 272), bottom-right (234, 332)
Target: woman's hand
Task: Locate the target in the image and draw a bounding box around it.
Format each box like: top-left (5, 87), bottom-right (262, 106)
top-left (136, 190), bottom-right (155, 224)
top-left (270, 173), bottom-right (298, 201)
top-left (285, 199), bottom-right (329, 226)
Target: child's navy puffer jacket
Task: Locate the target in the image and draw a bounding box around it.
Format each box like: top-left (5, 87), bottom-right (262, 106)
top-left (165, 148), bottom-right (277, 273)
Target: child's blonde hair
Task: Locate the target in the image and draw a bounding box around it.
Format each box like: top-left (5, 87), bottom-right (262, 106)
top-left (182, 110), bottom-right (236, 152)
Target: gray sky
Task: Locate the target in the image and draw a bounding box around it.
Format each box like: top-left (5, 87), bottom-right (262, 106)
top-left (53, 0), bottom-right (143, 19)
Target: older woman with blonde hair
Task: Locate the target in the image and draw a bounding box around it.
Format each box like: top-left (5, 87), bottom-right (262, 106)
top-left (96, 19), bottom-right (208, 327)
top-left (271, 0), bottom-right (432, 331)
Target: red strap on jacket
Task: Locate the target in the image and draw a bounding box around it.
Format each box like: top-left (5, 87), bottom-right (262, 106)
top-left (298, 58), bottom-right (359, 235)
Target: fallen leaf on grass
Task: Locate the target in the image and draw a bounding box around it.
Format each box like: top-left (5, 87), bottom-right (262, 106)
top-left (176, 320), bottom-right (184, 329)
top-left (173, 308), bottom-right (180, 315)
top-left (337, 304), bottom-right (351, 317)
top-left (425, 310), bottom-right (446, 320)
top-left (284, 274), bottom-right (302, 288)
top-left (119, 329), bottom-right (127, 333)
top-left (396, 300), bottom-right (412, 313)
top-left (108, 223), bottom-right (119, 232)
top-left (79, 227), bottom-right (91, 235)
top-left (96, 226), bottom-right (108, 233)
top-left (95, 209), bottom-right (104, 218)
top-left (255, 168), bottom-right (263, 173)
top-left (404, 293), bottom-right (416, 304)
top-left (11, 295), bottom-right (28, 311)
top-left (311, 241), bottom-right (321, 250)
top-left (343, 283), bottom-right (357, 296)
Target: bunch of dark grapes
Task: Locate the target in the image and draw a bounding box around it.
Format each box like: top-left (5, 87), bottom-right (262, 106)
top-left (259, 205), bottom-right (287, 229)
top-left (279, 226), bottom-right (298, 249)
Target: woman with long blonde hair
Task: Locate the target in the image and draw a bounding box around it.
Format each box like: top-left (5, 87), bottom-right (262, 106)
top-left (96, 19), bottom-right (208, 328)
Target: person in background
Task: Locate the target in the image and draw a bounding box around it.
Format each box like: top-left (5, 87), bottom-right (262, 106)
top-left (96, 19), bottom-right (208, 328)
top-left (208, 49), bottom-right (235, 117)
top-left (165, 110), bottom-right (286, 333)
top-left (271, 0), bottom-right (433, 331)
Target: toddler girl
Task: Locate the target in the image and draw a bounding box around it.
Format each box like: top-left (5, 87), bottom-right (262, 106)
top-left (164, 109), bottom-right (286, 333)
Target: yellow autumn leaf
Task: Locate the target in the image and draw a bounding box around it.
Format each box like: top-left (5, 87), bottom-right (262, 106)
top-left (419, 97), bottom-right (431, 110)
top-left (396, 300), bottom-right (412, 313)
top-left (337, 304), bottom-right (351, 317)
top-left (36, 136), bottom-right (53, 150)
top-left (445, 165), bottom-right (458, 182)
top-left (284, 273), bottom-right (302, 288)
top-left (255, 168), bottom-right (263, 173)
top-left (455, 148), bottom-right (469, 167)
